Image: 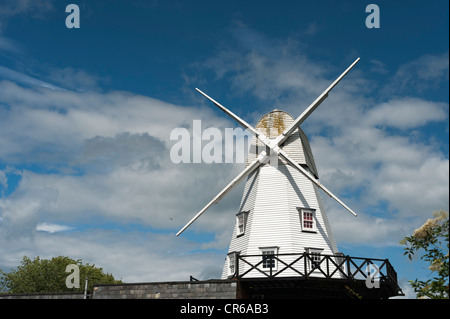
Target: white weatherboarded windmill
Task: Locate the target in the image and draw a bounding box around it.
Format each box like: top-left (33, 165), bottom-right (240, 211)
top-left (177, 58), bottom-right (402, 298)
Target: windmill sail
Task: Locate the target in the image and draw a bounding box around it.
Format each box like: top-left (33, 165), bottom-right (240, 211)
top-left (177, 58), bottom-right (360, 236)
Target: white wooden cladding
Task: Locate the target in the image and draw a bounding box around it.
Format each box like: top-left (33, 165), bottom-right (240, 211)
top-left (222, 163), bottom-right (340, 279)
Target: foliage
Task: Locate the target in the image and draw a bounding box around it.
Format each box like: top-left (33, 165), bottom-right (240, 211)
top-left (400, 210), bottom-right (449, 299)
top-left (0, 256), bottom-right (122, 294)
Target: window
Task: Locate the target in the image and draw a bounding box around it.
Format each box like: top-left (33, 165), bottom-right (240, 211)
top-left (236, 211), bottom-right (248, 236)
top-left (260, 247), bottom-right (279, 270)
top-left (299, 208), bottom-right (316, 232)
top-left (262, 251), bottom-right (275, 269)
top-left (303, 211), bottom-right (314, 229)
top-left (306, 248), bottom-right (323, 271)
top-left (227, 252), bottom-right (239, 276)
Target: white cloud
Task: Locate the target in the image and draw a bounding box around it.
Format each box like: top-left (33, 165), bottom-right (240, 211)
top-left (0, 171), bottom-right (7, 190)
top-left (388, 52), bottom-right (449, 93)
top-left (369, 59), bottom-right (388, 75)
top-left (0, 0), bottom-right (54, 30)
top-left (0, 79), bottom-right (231, 165)
top-left (326, 208), bottom-right (408, 247)
top-left (0, 227), bottom-right (225, 282)
top-left (46, 67), bottom-right (106, 91)
top-left (364, 98), bottom-right (448, 130)
top-left (0, 67), bottom-right (63, 90)
top-left (35, 222), bottom-right (72, 233)
top-left (0, 72), bottom-right (242, 280)
top-left (0, 71), bottom-right (243, 257)
top-left (372, 156), bottom-right (449, 217)
top-left (201, 44), bottom-right (328, 108)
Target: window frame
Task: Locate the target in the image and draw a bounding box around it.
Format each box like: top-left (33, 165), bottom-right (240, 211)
top-left (236, 211), bottom-right (249, 237)
top-left (306, 248), bottom-right (324, 272)
top-left (298, 208), bottom-right (317, 232)
top-left (227, 252), bottom-right (239, 276)
top-left (259, 246), bottom-right (279, 271)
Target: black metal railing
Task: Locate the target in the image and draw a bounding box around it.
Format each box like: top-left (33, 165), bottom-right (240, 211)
top-left (232, 252), bottom-right (398, 287)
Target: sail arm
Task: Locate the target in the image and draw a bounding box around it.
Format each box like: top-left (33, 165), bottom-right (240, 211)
top-left (195, 88), bottom-right (272, 147)
top-left (176, 151), bottom-right (269, 236)
top-left (276, 58), bottom-right (360, 146)
top-left (278, 149), bottom-right (357, 217)
top-left (196, 88), bottom-right (259, 136)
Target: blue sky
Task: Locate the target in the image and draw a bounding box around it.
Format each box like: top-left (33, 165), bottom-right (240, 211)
top-left (0, 0), bottom-right (448, 298)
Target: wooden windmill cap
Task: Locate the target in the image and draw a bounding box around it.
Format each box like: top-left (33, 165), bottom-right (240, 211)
top-left (249, 109), bottom-right (319, 178)
top-left (255, 109), bottom-right (293, 139)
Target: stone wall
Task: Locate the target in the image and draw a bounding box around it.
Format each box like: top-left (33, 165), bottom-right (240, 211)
top-left (0, 292), bottom-right (84, 299)
top-left (0, 280), bottom-right (238, 299)
top-left (92, 279), bottom-right (237, 299)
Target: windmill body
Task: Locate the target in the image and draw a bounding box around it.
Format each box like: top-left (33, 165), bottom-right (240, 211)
top-left (221, 110), bottom-right (340, 279)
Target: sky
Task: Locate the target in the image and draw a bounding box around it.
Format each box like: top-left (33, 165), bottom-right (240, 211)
top-left (0, 0), bottom-right (448, 298)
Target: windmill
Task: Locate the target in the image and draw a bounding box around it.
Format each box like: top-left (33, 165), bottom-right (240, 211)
top-left (177, 58), bottom-right (360, 236)
top-left (176, 58), bottom-right (403, 298)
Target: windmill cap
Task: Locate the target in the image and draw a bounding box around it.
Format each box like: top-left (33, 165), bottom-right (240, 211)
top-left (247, 109), bottom-right (319, 178)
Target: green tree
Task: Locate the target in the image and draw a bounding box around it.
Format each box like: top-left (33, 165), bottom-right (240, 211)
top-left (400, 210), bottom-right (449, 299)
top-left (0, 256), bottom-right (122, 294)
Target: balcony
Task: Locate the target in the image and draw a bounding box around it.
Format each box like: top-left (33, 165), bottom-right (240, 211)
top-left (230, 252), bottom-right (404, 299)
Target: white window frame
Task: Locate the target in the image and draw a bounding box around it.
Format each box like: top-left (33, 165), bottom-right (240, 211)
top-left (306, 248), bottom-right (323, 272)
top-left (227, 252), bottom-right (239, 276)
top-left (259, 247), bottom-right (279, 271)
top-left (236, 211), bottom-right (249, 237)
top-left (298, 208), bottom-right (317, 232)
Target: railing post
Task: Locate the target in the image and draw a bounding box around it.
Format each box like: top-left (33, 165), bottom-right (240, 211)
top-left (326, 255), bottom-right (330, 278)
top-left (386, 259), bottom-right (396, 284)
top-left (346, 255), bottom-right (351, 279)
top-left (269, 257), bottom-right (273, 277)
top-left (304, 252), bottom-right (308, 278)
